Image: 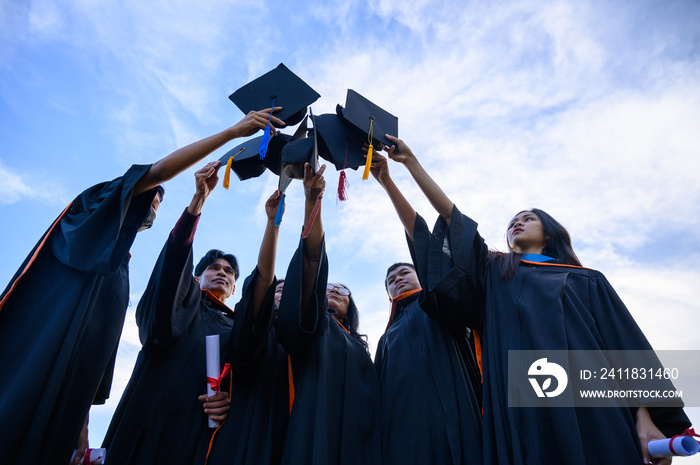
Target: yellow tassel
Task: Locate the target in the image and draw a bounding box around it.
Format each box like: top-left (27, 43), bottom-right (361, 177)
top-left (362, 118), bottom-right (375, 181)
top-left (223, 156), bottom-right (234, 189)
top-left (362, 144), bottom-right (373, 180)
top-left (222, 148), bottom-right (245, 190)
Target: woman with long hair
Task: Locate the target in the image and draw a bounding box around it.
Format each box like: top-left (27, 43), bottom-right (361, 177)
top-left (378, 135), bottom-right (690, 465)
top-left (274, 163), bottom-right (380, 465)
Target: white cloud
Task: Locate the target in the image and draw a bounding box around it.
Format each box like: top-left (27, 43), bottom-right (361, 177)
top-left (0, 160), bottom-right (69, 205)
top-left (4, 0), bottom-right (700, 449)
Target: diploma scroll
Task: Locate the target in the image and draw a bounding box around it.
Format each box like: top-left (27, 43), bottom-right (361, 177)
top-left (206, 334), bottom-right (221, 428)
top-left (649, 436), bottom-right (699, 458)
top-left (69, 448), bottom-right (106, 464)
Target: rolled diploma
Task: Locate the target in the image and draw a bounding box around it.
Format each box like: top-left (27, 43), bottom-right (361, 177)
top-left (69, 448), bottom-right (107, 464)
top-left (206, 334), bottom-right (221, 428)
top-left (649, 436), bottom-right (699, 457)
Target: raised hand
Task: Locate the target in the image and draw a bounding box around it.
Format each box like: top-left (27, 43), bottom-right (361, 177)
top-left (194, 161), bottom-right (221, 199)
top-left (232, 107), bottom-right (285, 138)
top-left (265, 190), bottom-right (283, 221)
top-left (364, 146), bottom-right (391, 185)
top-left (384, 134), bottom-right (416, 164)
top-left (187, 161), bottom-right (221, 216)
top-left (303, 163), bottom-right (326, 203)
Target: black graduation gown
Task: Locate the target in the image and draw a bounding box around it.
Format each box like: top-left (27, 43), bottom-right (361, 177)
top-left (416, 205), bottom-right (691, 465)
top-left (0, 165), bottom-right (157, 465)
top-left (276, 236), bottom-right (382, 465)
top-left (374, 234), bottom-right (483, 465)
top-left (201, 268), bottom-right (289, 465)
top-left (102, 218), bottom-right (234, 465)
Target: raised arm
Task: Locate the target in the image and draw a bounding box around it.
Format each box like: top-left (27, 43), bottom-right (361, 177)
top-left (369, 151), bottom-right (418, 244)
top-left (384, 134), bottom-right (454, 227)
top-left (251, 191), bottom-right (282, 317)
top-left (187, 161), bottom-right (220, 216)
top-left (132, 108), bottom-right (284, 196)
top-left (301, 163), bottom-right (326, 315)
top-left (137, 162), bottom-right (219, 345)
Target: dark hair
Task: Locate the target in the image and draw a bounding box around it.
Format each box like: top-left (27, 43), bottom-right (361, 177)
top-left (329, 284), bottom-right (369, 351)
top-left (155, 185), bottom-right (165, 201)
top-left (194, 249), bottom-right (240, 281)
top-left (385, 262), bottom-right (415, 291)
top-left (497, 208), bottom-right (581, 280)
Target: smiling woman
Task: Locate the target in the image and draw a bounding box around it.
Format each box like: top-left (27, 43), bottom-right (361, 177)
top-left (325, 282), bottom-right (368, 350)
top-left (274, 163), bottom-right (381, 465)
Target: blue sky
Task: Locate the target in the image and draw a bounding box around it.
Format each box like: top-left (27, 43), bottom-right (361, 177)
top-left (2, 0), bottom-right (700, 451)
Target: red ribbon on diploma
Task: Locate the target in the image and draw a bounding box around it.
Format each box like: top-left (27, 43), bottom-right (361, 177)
top-left (668, 428), bottom-right (700, 455)
top-left (207, 363), bottom-right (231, 393)
top-left (82, 449), bottom-right (103, 464)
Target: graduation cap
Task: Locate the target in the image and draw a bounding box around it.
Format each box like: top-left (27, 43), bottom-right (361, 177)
top-left (280, 114), bottom-right (319, 180)
top-left (315, 113), bottom-right (367, 170)
top-left (218, 133), bottom-right (291, 187)
top-left (314, 113), bottom-right (368, 201)
top-left (229, 63), bottom-right (320, 159)
top-left (229, 63), bottom-right (320, 126)
top-left (336, 89), bottom-right (398, 180)
top-left (278, 112), bottom-right (323, 232)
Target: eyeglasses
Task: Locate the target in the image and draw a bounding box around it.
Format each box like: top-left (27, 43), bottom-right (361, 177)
top-left (326, 284), bottom-right (350, 296)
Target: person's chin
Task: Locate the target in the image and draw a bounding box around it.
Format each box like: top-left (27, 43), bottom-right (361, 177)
top-left (207, 285), bottom-right (230, 299)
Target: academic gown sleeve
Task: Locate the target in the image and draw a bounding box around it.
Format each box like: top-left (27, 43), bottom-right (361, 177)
top-left (231, 267), bottom-right (277, 366)
top-left (275, 235), bottom-right (329, 354)
top-left (409, 209), bottom-right (484, 331)
top-left (52, 164), bottom-right (157, 275)
top-left (136, 208), bottom-right (203, 346)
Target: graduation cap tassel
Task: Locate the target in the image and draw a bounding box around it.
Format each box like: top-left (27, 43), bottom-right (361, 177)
top-left (338, 139), bottom-right (349, 202)
top-left (274, 193), bottom-right (286, 226)
top-left (301, 194), bottom-right (323, 239)
top-left (258, 97), bottom-right (276, 160)
top-left (274, 177), bottom-right (292, 226)
top-left (337, 171), bottom-right (348, 202)
top-left (362, 118), bottom-right (375, 181)
top-left (222, 148), bottom-right (245, 190)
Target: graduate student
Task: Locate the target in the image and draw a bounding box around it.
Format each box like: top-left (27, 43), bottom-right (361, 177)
top-left (370, 150), bottom-right (483, 465)
top-left (0, 108), bottom-right (283, 465)
top-left (202, 194), bottom-right (290, 465)
top-left (378, 135), bottom-right (691, 465)
top-left (102, 161), bottom-right (240, 464)
top-left (275, 163), bottom-right (381, 465)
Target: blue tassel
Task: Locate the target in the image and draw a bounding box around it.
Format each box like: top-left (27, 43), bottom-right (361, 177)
top-left (274, 193), bottom-right (285, 226)
top-left (259, 126), bottom-right (271, 160)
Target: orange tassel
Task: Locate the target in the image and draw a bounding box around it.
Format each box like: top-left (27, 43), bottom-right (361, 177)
top-left (222, 148), bottom-right (245, 190)
top-left (223, 157), bottom-right (233, 189)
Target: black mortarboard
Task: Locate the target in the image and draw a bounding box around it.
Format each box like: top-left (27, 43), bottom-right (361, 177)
top-left (338, 89), bottom-right (398, 147)
top-left (229, 63), bottom-right (320, 127)
top-left (218, 134), bottom-right (290, 186)
top-left (315, 113), bottom-right (367, 171)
